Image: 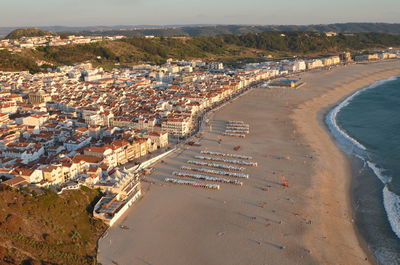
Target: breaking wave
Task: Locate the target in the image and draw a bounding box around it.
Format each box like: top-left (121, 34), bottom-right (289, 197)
top-left (326, 76), bottom-right (400, 241)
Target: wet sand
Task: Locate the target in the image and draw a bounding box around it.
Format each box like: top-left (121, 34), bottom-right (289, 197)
top-left (98, 60), bottom-right (400, 265)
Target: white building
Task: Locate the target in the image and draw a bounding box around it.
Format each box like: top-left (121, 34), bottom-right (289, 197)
top-left (208, 63), bottom-right (224, 71)
top-left (161, 118), bottom-right (192, 137)
top-left (64, 135), bottom-right (92, 151)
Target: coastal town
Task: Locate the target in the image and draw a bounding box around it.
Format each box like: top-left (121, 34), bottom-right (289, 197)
top-left (0, 46), bottom-right (399, 225)
top-left (0, 34), bottom-right (126, 52)
top-left (2, 0), bottom-right (400, 262)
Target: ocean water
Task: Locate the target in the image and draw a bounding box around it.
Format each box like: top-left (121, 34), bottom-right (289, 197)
top-left (326, 76), bottom-right (400, 264)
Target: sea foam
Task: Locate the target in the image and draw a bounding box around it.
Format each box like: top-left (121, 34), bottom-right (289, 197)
top-left (383, 186), bottom-right (400, 239)
top-left (326, 91), bottom-right (367, 152)
top-left (326, 76), bottom-right (400, 240)
top-left (366, 161), bottom-right (392, 184)
top-left (366, 161), bottom-right (400, 240)
top-left (326, 77), bottom-right (398, 152)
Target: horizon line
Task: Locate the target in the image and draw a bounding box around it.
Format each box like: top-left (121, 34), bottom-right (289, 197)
top-left (1, 21), bottom-right (400, 29)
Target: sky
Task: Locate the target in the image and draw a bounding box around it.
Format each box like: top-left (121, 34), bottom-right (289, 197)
top-left (0, 0), bottom-right (399, 27)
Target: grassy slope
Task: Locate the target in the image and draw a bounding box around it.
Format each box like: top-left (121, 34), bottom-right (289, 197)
top-left (2, 32), bottom-right (400, 72)
top-left (0, 38), bottom-right (267, 72)
top-left (5, 28), bottom-right (54, 39)
top-left (0, 185), bottom-right (107, 265)
top-left (33, 38), bottom-right (270, 67)
top-left (0, 50), bottom-right (41, 73)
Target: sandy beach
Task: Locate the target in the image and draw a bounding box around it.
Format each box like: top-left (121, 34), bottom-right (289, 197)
top-left (98, 60), bottom-right (400, 265)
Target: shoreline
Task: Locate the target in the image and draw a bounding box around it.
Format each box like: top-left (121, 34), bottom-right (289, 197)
top-left (98, 60), bottom-right (400, 265)
top-left (323, 101), bottom-right (378, 264)
top-left (292, 62), bottom-right (400, 264)
top-left (349, 155), bottom-right (382, 265)
top-left (323, 75), bottom-right (400, 265)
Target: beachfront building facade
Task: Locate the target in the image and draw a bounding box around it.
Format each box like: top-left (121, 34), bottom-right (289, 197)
top-left (306, 59), bottom-right (324, 69)
top-left (92, 167), bottom-right (142, 226)
top-left (161, 118), bottom-right (193, 137)
top-left (354, 54), bottom-right (379, 61)
top-left (144, 131), bottom-right (169, 149)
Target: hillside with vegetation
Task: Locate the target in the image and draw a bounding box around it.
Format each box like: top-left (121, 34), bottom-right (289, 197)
top-left (0, 185), bottom-right (107, 265)
top-left (2, 23), bottom-right (400, 39)
top-left (0, 50), bottom-right (42, 73)
top-left (2, 31), bottom-right (400, 72)
top-left (61, 23), bottom-right (400, 37)
top-left (220, 31), bottom-right (400, 53)
top-left (32, 32), bottom-right (400, 64)
top-left (5, 28), bottom-right (54, 39)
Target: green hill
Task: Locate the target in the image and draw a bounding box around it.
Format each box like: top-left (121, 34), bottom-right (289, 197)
top-left (34, 36), bottom-right (263, 66)
top-left (0, 185), bottom-right (107, 265)
top-left (0, 50), bottom-right (41, 73)
top-left (36, 32), bottom-right (400, 65)
top-left (6, 28), bottom-right (54, 39)
top-left (2, 31), bottom-right (400, 72)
